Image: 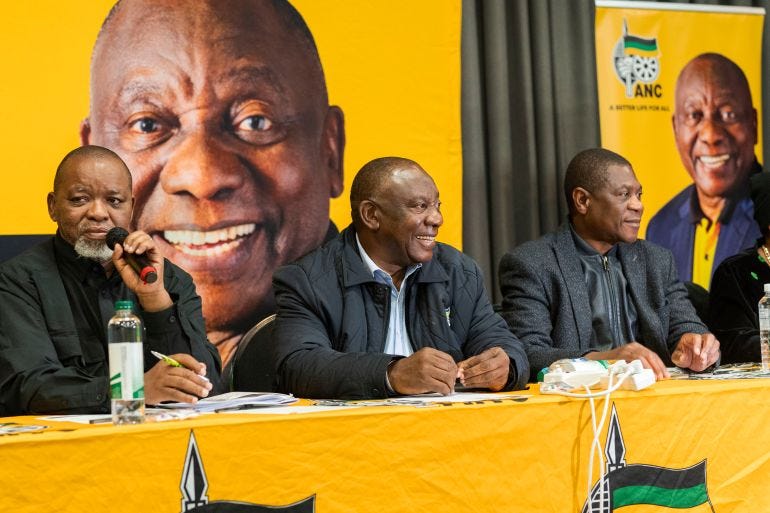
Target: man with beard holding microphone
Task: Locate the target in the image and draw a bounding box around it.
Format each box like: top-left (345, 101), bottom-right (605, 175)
top-left (0, 146), bottom-right (224, 415)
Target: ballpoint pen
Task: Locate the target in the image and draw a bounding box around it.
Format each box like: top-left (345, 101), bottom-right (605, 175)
top-left (151, 350), bottom-right (210, 381)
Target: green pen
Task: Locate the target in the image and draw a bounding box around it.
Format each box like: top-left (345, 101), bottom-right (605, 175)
top-left (150, 350), bottom-right (209, 382)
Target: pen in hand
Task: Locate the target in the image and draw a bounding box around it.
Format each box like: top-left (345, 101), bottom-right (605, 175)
top-left (150, 350), bottom-right (209, 382)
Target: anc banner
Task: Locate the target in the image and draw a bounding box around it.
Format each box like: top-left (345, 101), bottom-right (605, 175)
top-left (0, 1), bottom-right (462, 244)
top-left (595, 1), bottom-right (764, 287)
top-left (0, 1), bottom-right (462, 367)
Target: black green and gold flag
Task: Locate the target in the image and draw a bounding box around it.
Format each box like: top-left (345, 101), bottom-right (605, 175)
top-left (623, 34), bottom-right (658, 52)
top-left (608, 461), bottom-right (710, 509)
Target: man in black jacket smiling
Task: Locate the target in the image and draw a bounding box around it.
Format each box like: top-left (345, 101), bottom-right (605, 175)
top-left (271, 157), bottom-right (528, 399)
top-left (0, 146), bottom-right (223, 415)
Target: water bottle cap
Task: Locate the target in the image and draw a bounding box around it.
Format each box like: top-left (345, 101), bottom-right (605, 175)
top-left (765, 284), bottom-right (770, 293)
top-left (115, 300), bottom-right (134, 310)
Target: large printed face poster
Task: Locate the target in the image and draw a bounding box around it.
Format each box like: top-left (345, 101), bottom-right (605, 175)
top-left (595, 1), bottom-right (764, 288)
top-left (0, 1), bottom-right (462, 365)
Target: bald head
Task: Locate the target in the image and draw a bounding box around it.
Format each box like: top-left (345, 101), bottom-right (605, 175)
top-left (676, 53), bottom-right (752, 107)
top-left (350, 157), bottom-right (427, 225)
top-left (564, 148), bottom-right (631, 214)
top-left (98, 0), bottom-right (318, 50)
top-left (91, 0), bottom-right (328, 108)
top-left (54, 145), bottom-right (131, 194)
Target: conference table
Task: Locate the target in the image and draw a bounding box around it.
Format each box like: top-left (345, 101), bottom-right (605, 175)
top-left (1, 377), bottom-right (769, 513)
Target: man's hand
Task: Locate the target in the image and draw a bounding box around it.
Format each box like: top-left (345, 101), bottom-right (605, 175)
top-left (671, 332), bottom-right (720, 372)
top-left (144, 353), bottom-right (213, 405)
top-left (457, 347), bottom-right (510, 391)
top-left (112, 230), bottom-right (172, 312)
top-left (587, 342), bottom-right (669, 380)
top-left (387, 347), bottom-right (458, 396)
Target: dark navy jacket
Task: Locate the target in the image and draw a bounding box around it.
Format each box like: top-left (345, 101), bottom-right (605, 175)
top-left (646, 163), bottom-right (762, 285)
top-left (271, 225), bottom-right (529, 399)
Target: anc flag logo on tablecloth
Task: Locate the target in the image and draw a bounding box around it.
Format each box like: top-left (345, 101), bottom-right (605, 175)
top-left (581, 405), bottom-right (714, 513)
top-left (178, 431), bottom-right (316, 513)
top-left (608, 461), bottom-right (709, 509)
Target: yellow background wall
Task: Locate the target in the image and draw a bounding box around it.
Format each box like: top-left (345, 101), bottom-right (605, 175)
top-left (0, 1), bottom-right (463, 248)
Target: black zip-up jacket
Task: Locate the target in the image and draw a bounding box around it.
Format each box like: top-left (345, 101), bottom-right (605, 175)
top-left (271, 225), bottom-right (529, 399)
top-left (0, 236), bottom-right (224, 415)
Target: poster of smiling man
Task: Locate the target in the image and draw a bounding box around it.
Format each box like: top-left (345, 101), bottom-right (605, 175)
top-left (595, 1), bottom-right (764, 290)
top-left (0, 1), bottom-right (462, 367)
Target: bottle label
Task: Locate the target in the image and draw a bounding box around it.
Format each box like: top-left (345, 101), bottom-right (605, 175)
top-left (109, 343), bottom-right (145, 400)
top-left (760, 308), bottom-right (770, 330)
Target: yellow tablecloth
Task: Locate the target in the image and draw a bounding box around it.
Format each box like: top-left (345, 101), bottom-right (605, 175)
top-left (1, 379), bottom-right (768, 512)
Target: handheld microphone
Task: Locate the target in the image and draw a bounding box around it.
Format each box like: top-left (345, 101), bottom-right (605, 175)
top-left (106, 227), bottom-right (158, 284)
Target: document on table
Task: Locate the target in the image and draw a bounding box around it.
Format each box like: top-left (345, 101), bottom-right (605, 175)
top-left (667, 363), bottom-right (770, 380)
top-left (223, 391), bottom-right (528, 415)
top-left (41, 408), bottom-right (200, 424)
top-left (159, 391), bottom-right (298, 412)
top-left (381, 391), bottom-right (527, 406)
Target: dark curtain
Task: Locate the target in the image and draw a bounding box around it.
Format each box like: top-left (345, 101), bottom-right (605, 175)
top-left (462, 0), bottom-right (770, 303)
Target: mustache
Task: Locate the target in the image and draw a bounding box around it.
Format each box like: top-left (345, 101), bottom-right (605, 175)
top-left (77, 223), bottom-right (112, 235)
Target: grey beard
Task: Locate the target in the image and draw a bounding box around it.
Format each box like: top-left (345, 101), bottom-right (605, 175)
top-left (74, 237), bottom-right (113, 263)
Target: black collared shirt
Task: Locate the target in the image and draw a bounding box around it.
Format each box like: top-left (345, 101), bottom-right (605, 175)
top-left (53, 233), bottom-right (189, 367)
top-left (55, 234), bottom-right (127, 355)
top-left (571, 227), bottom-right (639, 351)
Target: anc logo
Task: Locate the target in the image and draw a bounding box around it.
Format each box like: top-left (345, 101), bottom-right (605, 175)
top-left (178, 431), bottom-right (315, 512)
top-left (581, 404), bottom-right (714, 512)
top-left (613, 19), bottom-right (662, 99)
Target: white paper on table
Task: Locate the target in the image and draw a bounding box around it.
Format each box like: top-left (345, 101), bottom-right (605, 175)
top-left (159, 391), bottom-right (297, 412)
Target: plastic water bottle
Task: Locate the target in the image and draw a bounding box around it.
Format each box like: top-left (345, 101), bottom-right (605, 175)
top-left (759, 284), bottom-right (770, 371)
top-left (108, 300), bottom-right (145, 424)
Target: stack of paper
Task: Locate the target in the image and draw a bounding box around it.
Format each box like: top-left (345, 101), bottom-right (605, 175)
top-left (159, 391), bottom-right (297, 412)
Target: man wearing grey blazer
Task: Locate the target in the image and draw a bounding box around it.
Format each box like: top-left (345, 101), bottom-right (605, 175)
top-left (499, 148), bottom-right (720, 382)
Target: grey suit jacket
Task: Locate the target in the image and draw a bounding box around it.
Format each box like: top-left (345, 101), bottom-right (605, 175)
top-left (498, 223), bottom-right (706, 381)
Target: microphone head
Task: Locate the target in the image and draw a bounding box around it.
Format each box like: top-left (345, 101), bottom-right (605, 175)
top-left (106, 227), bottom-right (129, 250)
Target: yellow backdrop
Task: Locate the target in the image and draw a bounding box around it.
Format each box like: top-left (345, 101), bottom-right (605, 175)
top-left (0, 0), bottom-right (463, 248)
top-left (595, 3), bottom-right (764, 237)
